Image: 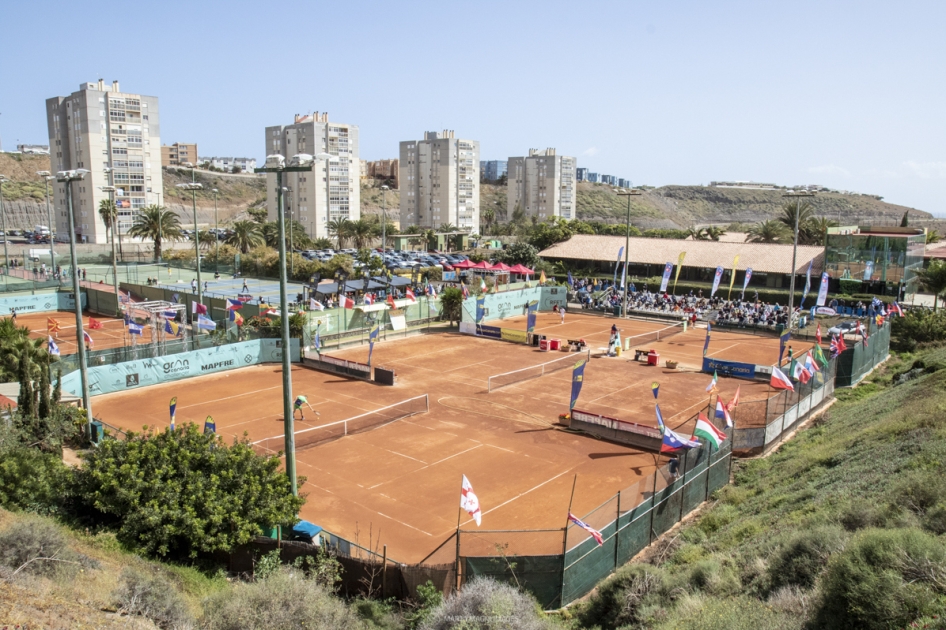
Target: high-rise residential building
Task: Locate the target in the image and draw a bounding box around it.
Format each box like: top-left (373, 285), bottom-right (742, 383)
top-left (264, 112), bottom-right (361, 240)
top-left (480, 160), bottom-right (507, 183)
top-left (507, 149), bottom-right (577, 220)
top-left (199, 156), bottom-right (257, 173)
top-left (46, 80), bottom-right (163, 244)
top-left (399, 131), bottom-right (479, 232)
top-left (576, 167), bottom-right (588, 182)
top-left (161, 142), bottom-right (198, 167)
top-left (587, 172), bottom-right (599, 183)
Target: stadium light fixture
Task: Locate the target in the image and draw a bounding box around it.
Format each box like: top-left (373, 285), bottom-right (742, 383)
top-left (616, 189), bottom-right (644, 318)
top-left (782, 190), bottom-right (817, 324)
top-left (0, 174), bottom-right (9, 275)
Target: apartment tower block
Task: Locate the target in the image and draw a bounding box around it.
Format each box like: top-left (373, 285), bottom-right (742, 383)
top-left (507, 149), bottom-right (576, 220)
top-left (264, 112), bottom-right (360, 240)
top-left (46, 80), bottom-right (163, 244)
top-left (399, 131), bottom-right (479, 233)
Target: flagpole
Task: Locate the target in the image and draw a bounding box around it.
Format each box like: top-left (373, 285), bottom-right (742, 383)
top-left (455, 476), bottom-right (464, 591)
top-left (560, 474), bottom-right (578, 599)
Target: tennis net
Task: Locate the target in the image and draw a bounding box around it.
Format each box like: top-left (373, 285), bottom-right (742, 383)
top-left (488, 349), bottom-right (591, 392)
top-left (623, 321), bottom-right (684, 349)
top-left (251, 394), bottom-right (429, 455)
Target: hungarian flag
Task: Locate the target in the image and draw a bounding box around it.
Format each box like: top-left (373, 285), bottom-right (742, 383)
top-left (47, 317), bottom-right (61, 334)
top-left (460, 475), bottom-right (482, 526)
top-left (816, 323), bottom-right (822, 345)
top-left (694, 413), bottom-right (727, 449)
top-left (83, 330), bottom-right (94, 347)
top-left (192, 302), bottom-right (208, 315)
top-left (726, 385), bottom-right (741, 413)
top-left (568, 513), bottom-right (603, 546)
top-left (770, 366), bottom-right (794, 391)
top-left (226, 298), bottom-right (242, 311)
top-left (88, 317), bottom-right (104, 330)
top-left (661, 426), bottom-right (700, 453)
top-left (339, 295), bottom-right (355, 309)
top-left (309, 298), bottom-right (324, 311)
top-left (715, 400), bottom-right (733, 428)
top-left (405, 288), bottom-right (417, 302)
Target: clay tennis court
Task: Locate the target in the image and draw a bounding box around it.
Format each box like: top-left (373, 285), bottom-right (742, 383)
top-left (93, 318), bottom-right (778, 562)
top-left (18, 310), bottom-right (155, 354)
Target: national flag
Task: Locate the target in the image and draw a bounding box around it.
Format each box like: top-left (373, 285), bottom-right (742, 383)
top-left (816, 322), bottom-right (822, 345)
top-left (162, 309), bottom-right (178, 320)
top-left (875, 314), bottom-right (884, 327)
top-left (204, 416), bottom-right (216, 434)
top-left (197, 315), bottom-right (216, 331)
top-left (804, 350), bottom-right (820, 374)
top-left (779, 330), bottom-right (791, 364)
top-left (363, 293), bottom-right (374, 305)
top-left (165, 319), bottom-right (182, 336)
top-left (568, 513), bottom-right (603, 546)
top-left (406, 288), bottom-right (417, 302)
top-left (813, 342), bottom-right (828, 367)
top-left (567, 270), bottom-right (574, 287)
top-left (82, 330), bottom-right (94, 347)
top-left (570, 359), bottom-right (586, 409)
top-left (229, 310), bottom-right (244, 326)
top-left (655, 404), bottom-right (666, 434)
top-left (172, 292), bottom-right (180, 304)
top-left (169, 397), bottom-right (177, 431)
top-left (856, 321), bottom-right (868, 347)
top-left (313, 327), bottom-right (322, 353)
top-left (800, 259), bottom-right (813, 306)
top-left (661, 426), bottom-right (700, 452)
top-left (694, 413), bottom-right (727, 448)
top-left (88, 317), bottom-right (104, 330)
top-left (891, 301), bottom-right (903, 317)
top-left (460, 475), bottom-right (482, 526)
top-left (770, 366), bottom-right (795, 391)
top-left (705, 370), bottom-right (718, 393)
top-left (792, 359), bottom-right (812, 384)
top-left (726, 385), bottom-right (741, 413)
top-left (128, 322), bottom-right (143, 336)
top-left (339, 295), bottom-right (355, 309)
top-left (479, 277), bottom-right (487, 292)
top-left (309, 298), bottom-right (324, 311)
top-left (47, 318), bottom-right (61, 334)
top-left (830, 335), bottom-right (843, 358)
top-left (461, 284), bottom-right (469, 298)
top-left (237, 294), bottom-right (253, 303)
top-left (192, 301), bottom-right (208, 315)
top-left (426, 284), bottom-right (437, 298)
top-left (651, 382), bottom-right (660, 399)
top-left (47, 336), bottom-right (60, 356)
top-left (702, 322), bottom-right (712, 357)
top-left (225, 298), bottom-right (242, 311)
top-left (118, 290), bottom-right (130, 304)
top-left (386, 293), bottom-right (396, 309)
top-left (715, 400), bottom-right (733, 428)
top-left (539, 270), bottom-right (547, 285)
top-left (368, 322), bottom-right (380, 364)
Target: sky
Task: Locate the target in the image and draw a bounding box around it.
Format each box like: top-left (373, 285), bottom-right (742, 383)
top-left (3, 0), bottom-right (946, 216)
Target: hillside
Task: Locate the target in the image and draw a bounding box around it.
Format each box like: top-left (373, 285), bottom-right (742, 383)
top-left (3, 152), bottom-right (941, 232)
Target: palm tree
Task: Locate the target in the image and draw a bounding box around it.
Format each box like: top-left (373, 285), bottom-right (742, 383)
top-left (745, 220), bottom-right (790, 243)
top-left (261, 222), bottom-right (280, 248)
top-left (129, 205), bottom-right (183, 262)
top-left (311, 237), bottom-right (333, 250)
top-left (327, 218), bottom-right (352, 249)
top-left (686, 226), bottom-right (708, 241)
top-left (404, 224), bottom-right (421, 235)
top-left (195, 231), bottom-right (216, 251)
top-left (915, 260), bottom-right (946, 312)
top-left (226, 220), bottom-right (264, 254)
top-left (423, 229), bottom-right (437, 252)
top-left (438, 223), bottom-right (458, 233)
top-left (438, 287), bottom-right (464, 326)
top-left (705, 226), bottom-right (727, 241)
top-left (349, 219), bottom-right (375, 249)
top-left (808, 217), bottom-right (838, 246)
top-left (779, 200), bottom-right (816, 243)
top-left (481, 207), bottom-right (496, 234)
top-left (98, 199), bottom-right (117, 243)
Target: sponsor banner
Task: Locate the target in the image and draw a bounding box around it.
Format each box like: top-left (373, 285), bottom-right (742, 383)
top-left (571, 409), bottom-right (662, 438)
top-left (710, 266), bottom-right (724, 297)
top-left (500, 328), bottom-right (528, 344)
top-left (459, 321), bottom-right (477, 335)
top-left (60, 338), bottom-right (300, 397)
top-left (442, 271), bottom-right (458, 281)
top-left (659, 262), bottom-right (673, 293)
top-left (477, 324), bottom-right (503, 339)
top-left (702, 357), bottom-right (757, 380)
top-left (317, 354), bottom-right (371, 375)
top-left (816, 307), bottom-right (837, 316)
top-left (0, 290), bottom-right (86, 315)
top-left (461, 287), bottom-right (567, 324)
top-left (816, 272), bottom-right (830, 307)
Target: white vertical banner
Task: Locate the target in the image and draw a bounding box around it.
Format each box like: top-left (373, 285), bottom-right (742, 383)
top-left (816, 272), bottom-right (830, 306)
top-left (710, 266), bottom-right (724, 297)
top-left (741, 268), bottom-right (753, 298)
top-left (659, 262), bottom-right (673, 292)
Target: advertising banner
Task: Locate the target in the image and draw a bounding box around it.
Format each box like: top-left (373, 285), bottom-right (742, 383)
top-left (710, 266), bottom-right (724, 297)
top-left (702, 357), bottom-right (757, 380)
top-left (500, 328), bottom-right (528, 344)
top-left (659, 262), bottom-right (673, 293)
top-left (816, 272), bottom-right (830, 307)
top-left (742, 268), bottom-right (753, 299)
top-left (0, 291), bottom-right (86, 316)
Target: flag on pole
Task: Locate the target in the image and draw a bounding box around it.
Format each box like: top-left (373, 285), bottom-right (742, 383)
top-left (83, 330), bottom-right (94, 347)
top-left (805, 350), bottom-right (821, 374)
top-left (47, 336), bottom-right (60, 356)
top-left (197, 315), bottom-right (216, 331)
top-left (715, 400), bottom-right (733, 428)
top-left (813, 342), bottom-right (828, 367)
top-left (476, 295), bottom-right (486, 323)
top-left (164, 319), bottom-right (182, 336)
top-left (662, 426), bottom-right (701, 452)
top-left (695, 412), bottom-right (728, 448)
top-left (363, 294), bottom-right (374, 306)
top-left (405, 288), bottom-right (417, 302)
top-left (659, 261), bottom-right (673, 293)
top-left (891, 301), bottom-right (903, 317)
top-left (727, 255), bottom-right (740, 299)
top-left (703, 322), bottom-right (712, 357)
top-left (309, 298), bottom-right (325, 311)
top-left (792, 359), bottom-right (812, 384)
top-left (169, 397), bottom-right (177, 432)
top-left (816, 272), bottom-right (830, 307)
top-left (655, 404), bottom-right (666, 434)
top-left (204, 416), bottom-right (216, 434)
top-left (651, 382), bottom-right (660, 399)
top-left (568, 513), bottom-right (603, 546)
top-left (770, 366), bottom-right (795, 391)
top-left (673, 251), bottom-right (686, 293)
top-left (88, 317), bottom-right (104, 330)
top-left (526, 300), bottom-right (538, 332)
top-left (741, 268), bottom-right (753, 299)
top-left (816, 322), bottom-right (822, 345)
top-left (128, 322), bottom-right (143, 336)
top-left (705, 370), bottom-right (718, 393)
top-left (162, 309), bottom-right (178, 320)
top-left (569, 359), bottom-right (587, 409)
top-left (47, 317), bottom-right (61, 334)
top-left (779, 330), bottom-right (791, 364)
top-left (479, 276), bottom-right (487, 292)
top-left (726, 386), bottom-right (741, 413)
top-left (192, 302), bottom-right (208, 315)
top-left (368, 322), bottom-right (380, 364)
top-left (339, 295), bottom-right (355, 309)
top-left (225, 298), bottom-right (242, 311)
top-left (800, 259), bottom-right (813, 307)
top-left (613, 246), bottom-right (625, 286)
top-left (229, 310), bottom-right (244, 326)
top-left (460, 475), bottom-right (482, 526)
top-left (461, 284), bottom-right (469, 298)
top-left (427, 284), bottom-right (437, 298)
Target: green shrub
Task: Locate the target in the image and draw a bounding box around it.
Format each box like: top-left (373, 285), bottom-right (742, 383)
top-left (766, 525), bottom-right (846, 593)
top-left (655, 594), bottom-right (804, 630)
top-left (111, 566), bottom-right (194, 630)
top-left (577, 563), bottom-right (669, 629)
top-left (892, 309), bottom-right (946, 352)
top-left (810, 528), bottom-right (946, 630)
top-left (685, 558), bottom-right (741, 597)
top-left (0, 446), bottom-right (70, 514)
top-left (420, 577), bottom-right (559, 630)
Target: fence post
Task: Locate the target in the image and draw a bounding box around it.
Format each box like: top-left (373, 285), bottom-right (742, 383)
top-left (649, 468), bottom-right (658, 544)
top-left (613, 490), bottom-right (621, 571)
top-left (381, 544), bottom-right (387, 599)
top-left (679, 449), bottom-right (688, 522)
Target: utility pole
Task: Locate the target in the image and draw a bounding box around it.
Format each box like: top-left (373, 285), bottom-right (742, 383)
top-left (616, 189), bottom-right (643, 318)
top-left (783, 190), bottom-right (816, 326)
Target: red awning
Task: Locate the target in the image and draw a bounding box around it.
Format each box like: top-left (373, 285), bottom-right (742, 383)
top-left (470, 260), bottom-right (494, 270)
top-left (492, 262), bottom-right (512, 271)
top-left (452, 259), bottom-right (476, 269)
top-left (509, 264), bottom-right (534, 275)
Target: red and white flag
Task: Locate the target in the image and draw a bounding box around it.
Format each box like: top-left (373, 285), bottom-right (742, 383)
top-left (460, 475), bottom-right (482, 526)
top-left (816, 323), bottom-right (822, 345)
top-left (568, 512), bottom-right (603, 546)
top-left (88, 317), bottom-right (104, 330)
top-left (726, 385), bottom-right (741, 413)
top-left (405, 288), bottom-right (417, 302)
top-left (192, 301), bottom-right (208, 315)
top-left (770, 366), bottom-right (794, 391)
top-left (339, 295), bottom-right (355, 309)
top-left (83, 330), bottom-right (94, 348)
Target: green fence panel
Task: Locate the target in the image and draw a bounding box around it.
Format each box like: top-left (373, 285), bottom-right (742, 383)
top-left (464, 555), bottom-right (563, 610)
top-left (562, 519), bottom-right (617, 605)
top-left (708, 449), bottom-right (732, 496)
top-left (615, 499), bottom-right (654, 566)
top-left (682, 467), bottom-right (709, 516)
top-left (652, 482), bottom-right (684, 538)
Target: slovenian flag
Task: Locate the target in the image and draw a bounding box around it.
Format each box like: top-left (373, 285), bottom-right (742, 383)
top-left (661, 426), bottom-right (700, 453)
top-left (47, 336), bottom-right (60, 356)
top-left (568, 512), bottom-right (603, 546)
top-left (770, 366), bottom-right (795, 391)
top-left (694, 413), bottom-right (727, 449)
top-left (83, 330), bottom-right (94, 347)
top-left (715, 400), bottom-right (733, 428)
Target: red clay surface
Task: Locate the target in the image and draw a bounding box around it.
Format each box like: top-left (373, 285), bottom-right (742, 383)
top-left (94, 312), bottom-right (783, 562)
top-left (17, 310), bottom-right (155, 354)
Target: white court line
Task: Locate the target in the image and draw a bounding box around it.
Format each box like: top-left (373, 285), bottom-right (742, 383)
top-left (301, 478), bottom-right (433, 536)
top-left (428, 444), bottom-right (483, 467)
top-left (706, 342), bottom-right (741, 358)
top-left (381, 448), bottom-right (428, 465)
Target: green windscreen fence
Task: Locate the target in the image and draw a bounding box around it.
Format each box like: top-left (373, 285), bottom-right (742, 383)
top-left (835, 322), bottom-right (890, 387)
top-left (463, 555), bottom-right (564, 610)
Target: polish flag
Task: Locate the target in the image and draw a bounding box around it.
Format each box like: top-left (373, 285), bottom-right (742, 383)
top-left (770, 366), bottom-right (795, 391)
top-left (460, 475), bottom-right (482, 526)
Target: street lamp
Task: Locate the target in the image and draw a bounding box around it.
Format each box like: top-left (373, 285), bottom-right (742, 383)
top-left (255, 153), bottom-right (315, 496)
top-left (0, 175), bottom-right (8, 273)
top-left (616, 189), bottom-right (643, 318)
top-left (783, 190), bottom-right (817, 325)
top-left (381, 185), bottom-right (389, 251)
top-left (100, 185), bottom-right (120, 297)
top-left (212, 188), bottom-right (219, 271)
top-left (56, 169), bottom-right (93, 437)
top-left (37, 171), bottom-right (56, 271)
top-left (176, 182), bottom-right (204, 309)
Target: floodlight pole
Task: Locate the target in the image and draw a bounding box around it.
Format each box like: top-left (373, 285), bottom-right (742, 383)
top-left (0, 176), bottom-right (8, 274)
top-left (38, 172), bottom-right (56, 270)
top-left (256, 160), bottom-right (312, 497)
top-left (783, 191), bottom-right (816, 327)
top-left (616, 189), bottom-right (643, 318)
top-left (212, 188), bottom-right (219, 272)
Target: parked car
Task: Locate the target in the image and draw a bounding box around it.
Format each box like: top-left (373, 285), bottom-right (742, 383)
top-left (828, 321), bottom-right (858, 336)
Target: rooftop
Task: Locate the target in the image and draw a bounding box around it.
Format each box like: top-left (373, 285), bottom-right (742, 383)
top-left (539, 234), bottom-right (825, 275)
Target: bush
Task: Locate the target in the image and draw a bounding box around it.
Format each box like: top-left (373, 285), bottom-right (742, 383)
top-left (200, 567), bottom-right (365, 630)
top-left (577, 563), bottom-right (669, 629)
top-left (767, 525), bottom-right (847, 593)
top-left (811, 528), bottom-right (946, 630)
top-left (112, 567), bottom-right (194, 630)
top-left (0, 516), bottom-right (92, 578)
top-left (0, 445), bottom-right (70, 514)
top-left (657, 594), bottom-right (804, 630)
top-left (420, 577), bottom-right (558, 630)
top-left (892, 309), bottom-right (946, 352)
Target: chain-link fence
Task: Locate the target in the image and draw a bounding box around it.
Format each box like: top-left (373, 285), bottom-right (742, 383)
top-left (302, 299), bottom-right (443, 354)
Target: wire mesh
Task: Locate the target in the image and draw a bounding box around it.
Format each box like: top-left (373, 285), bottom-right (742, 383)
top-left (622, 321), bottom-right (685, 349)
top-left (487, 349), bottom-right (591, 392)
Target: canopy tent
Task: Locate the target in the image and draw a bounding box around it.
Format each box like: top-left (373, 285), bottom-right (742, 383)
top-left (491, 262), bottom-right (512, 271)
top-left (469, 260), bottom-right (494, 270)
top-left (451, 259), bottom-right (477, 269)
top-left (508, 264), bottom-right (535, 275)
top-left (372, 275), bottom-right (413, 287)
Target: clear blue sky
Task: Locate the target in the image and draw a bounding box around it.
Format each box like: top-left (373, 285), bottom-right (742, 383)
top-left (3, 0), bottom-right (945, 215)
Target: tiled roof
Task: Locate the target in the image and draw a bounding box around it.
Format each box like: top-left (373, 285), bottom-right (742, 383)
top-left (540, 234), bottom-right (825, 275)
